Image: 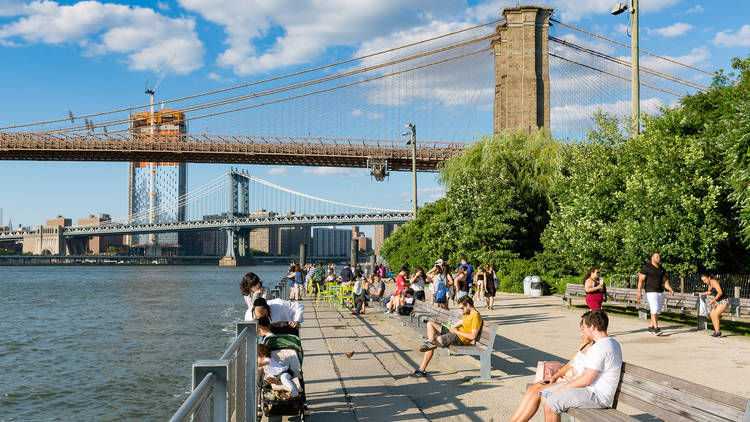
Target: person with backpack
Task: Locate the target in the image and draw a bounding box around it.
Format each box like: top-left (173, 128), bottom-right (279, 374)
top-left (427, 259), bottom-right (451, 310)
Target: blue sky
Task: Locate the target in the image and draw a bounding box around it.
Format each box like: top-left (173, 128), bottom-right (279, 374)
top-left (1, 0), bottom-right (749, 235)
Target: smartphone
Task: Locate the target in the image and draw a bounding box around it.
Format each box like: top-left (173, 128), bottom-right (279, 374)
top-left (540, 380), bottom-right (551, 385)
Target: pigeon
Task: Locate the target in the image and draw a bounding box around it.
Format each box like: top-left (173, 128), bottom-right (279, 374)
top-left (345, 351), bottom-right (355, 359)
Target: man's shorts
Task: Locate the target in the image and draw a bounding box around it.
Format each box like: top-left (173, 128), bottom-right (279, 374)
top-left (456, 290), bottom-right (469, 300)
top-left (437, 332), bottom-right (465, 347)
top-left (646, 292), bottom-right (664, 315)
top-left (539, 384), bottom-right (605, 414)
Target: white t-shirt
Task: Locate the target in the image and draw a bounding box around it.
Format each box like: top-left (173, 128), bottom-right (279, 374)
top-left (260, 356), bottom-right (288, 378)
top-left (411, 276), bottom-right (425, 292)
top-left (584, 336), bottom-right (622, 406)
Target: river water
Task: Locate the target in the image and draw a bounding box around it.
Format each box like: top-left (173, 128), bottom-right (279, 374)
top-left (0, 265), bottom-right (288, 421)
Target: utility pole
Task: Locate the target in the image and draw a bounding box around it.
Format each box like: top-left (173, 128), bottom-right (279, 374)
top-left (403, 123), bottom-right (418, 218)
top-left (631, 0), bottom-right (640, 137)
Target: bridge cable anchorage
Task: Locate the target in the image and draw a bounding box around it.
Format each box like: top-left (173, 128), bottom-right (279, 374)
top-left (549, 53), bottom-right (684, 98)
top-left (549, 37), bottom-right (709, 92)
top-left (550, 18), bottom-right (736, 84)
top-left (231, 171), bottom-right (411, 213)
top-left (0, 17), bottom-right (504, 132)
top-left (40, 37), bottom-right (496, 135)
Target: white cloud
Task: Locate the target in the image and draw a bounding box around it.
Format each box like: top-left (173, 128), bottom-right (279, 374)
top-left (650, 22), bottom-right (693, 37)
top-left (713, 25), bottom-right (750, 47)
top-left (551, 97), bottom-right (665, 135)
top-left (301, 167), bottom-right (369, 177)
top-left (686, 4), bottom-right (704, 14)
top-left (351, 109), bottom-right (362, 116)
top-left (178, 0), bottom-right (465, 75)
top-left (0, 1), bottom-right (204, 73)
top-left (267, 167), bottom-right (288, 176)
top-left (157, 1), bottom-right (170, 11)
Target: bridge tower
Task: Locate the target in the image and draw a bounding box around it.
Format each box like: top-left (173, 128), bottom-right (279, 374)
top-left (493, 5), bottom-right (553, 134)
top-left (219, 170), bottom-right (253, 266)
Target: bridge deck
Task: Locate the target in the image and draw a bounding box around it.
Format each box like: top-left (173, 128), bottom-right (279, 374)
top-left (296, 292), bottom-right (750, 421)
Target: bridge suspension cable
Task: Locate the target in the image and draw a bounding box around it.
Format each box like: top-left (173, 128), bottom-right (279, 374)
top-left (0, 17), bottom-right (504, 132)
top-left (42, 35), bottom-right (496, 135)
top-left (550, 18), bottom-right (736, 84)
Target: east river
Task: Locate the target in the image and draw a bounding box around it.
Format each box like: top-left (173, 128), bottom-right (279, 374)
top-left (0, 265), bottom-right (288, 421)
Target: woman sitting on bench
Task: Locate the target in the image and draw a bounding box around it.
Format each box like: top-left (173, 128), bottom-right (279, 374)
top-left (508, 313), bottom-right (594, 422)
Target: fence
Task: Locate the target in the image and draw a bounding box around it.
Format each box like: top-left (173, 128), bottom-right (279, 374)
top-left (169, 276), bottom-right (289, 422)
top-left (607, 273), bottom-right (750, 299)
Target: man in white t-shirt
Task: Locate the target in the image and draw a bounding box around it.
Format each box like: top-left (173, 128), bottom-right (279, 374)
top-left (540, 310), bottom-right (622, 421)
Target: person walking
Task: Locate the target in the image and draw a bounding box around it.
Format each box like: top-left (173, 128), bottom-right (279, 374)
top-left (484, 264), bottom-right (497, 310)
top-left (583, 268), bottom-right (605, 311)
top-left (454, 266), bottom-right (470, 301)
top-left (475, 266), bottom-right (486, 302)
top-left (637, 253), bottom-right (675, 336)
top-left (699, 273), bottom-right (730, 337)
top-left (426, 259), bottom-right (450, 310)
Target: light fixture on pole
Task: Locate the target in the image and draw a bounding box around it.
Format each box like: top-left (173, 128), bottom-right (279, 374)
top-left (611, 0), bottom-right (639, 137)
top-left (402, 123), bottom-right (417, 218)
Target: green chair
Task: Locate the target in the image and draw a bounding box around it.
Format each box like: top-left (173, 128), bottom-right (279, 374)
top-left (317, 282), bottom-right (339, 306)
top-left (337, 285), bottom-right (354, 309)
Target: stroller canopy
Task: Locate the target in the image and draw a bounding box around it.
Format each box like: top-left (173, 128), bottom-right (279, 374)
top-left (263, 334), bottom-right (304, 365)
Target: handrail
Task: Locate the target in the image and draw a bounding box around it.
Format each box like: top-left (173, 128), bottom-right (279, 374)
top-left (221, 327), bottom-right (249, 360)
top-left (169, 373), bottom-right (218, 422)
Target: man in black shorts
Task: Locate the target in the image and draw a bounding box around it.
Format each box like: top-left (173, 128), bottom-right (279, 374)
top-left (637, 252), bottom-right (674, 335)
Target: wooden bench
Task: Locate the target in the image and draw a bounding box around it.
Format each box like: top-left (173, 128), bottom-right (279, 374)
top-left (379, 300), bottom-right (501, 381)
top-left (561, 283), bottom-right (749, 330)
top-left (563, 361), bottom-right (750, 422)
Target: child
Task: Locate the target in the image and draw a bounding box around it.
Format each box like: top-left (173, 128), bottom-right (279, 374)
top-left (397, 288), bottom-right (416, 315)
top-left (257, 343), bottom-right (299, 399)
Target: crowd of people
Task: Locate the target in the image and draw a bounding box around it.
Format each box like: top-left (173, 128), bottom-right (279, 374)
top-left (236, 251), bottom-right (732, 419)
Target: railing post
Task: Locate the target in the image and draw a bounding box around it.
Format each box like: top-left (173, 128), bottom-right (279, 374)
top-left (193, 360), bottom-right (230, 422)
top-left (237, 321), bottom-right (258, 422)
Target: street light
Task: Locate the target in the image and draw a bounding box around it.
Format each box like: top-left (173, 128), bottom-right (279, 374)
top-left (611, 0), bottom-right (639, 137)
top-left (402, 123), bottom-right (417, 218)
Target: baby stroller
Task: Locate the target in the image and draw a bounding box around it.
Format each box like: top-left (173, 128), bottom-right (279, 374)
top-left (257, 334), bottom-right (308, 421)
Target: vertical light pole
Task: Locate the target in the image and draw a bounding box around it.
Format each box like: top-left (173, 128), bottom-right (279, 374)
top-left (403, 123), bottom-right (418, 218)
top-left (611, 0), bottom-right (639, 137)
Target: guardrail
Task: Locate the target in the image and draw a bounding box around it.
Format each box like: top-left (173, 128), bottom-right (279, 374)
top-left (169, 276), bottom-right (289, 422)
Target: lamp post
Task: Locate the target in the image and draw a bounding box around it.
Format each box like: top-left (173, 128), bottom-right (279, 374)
top-left (403, 123), bottom-right (417, 218)
top-left (611, 0), bottom-right (639, 137)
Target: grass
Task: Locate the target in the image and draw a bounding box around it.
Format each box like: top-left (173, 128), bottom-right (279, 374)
top-left (568, 304), bottom-right (750, 337)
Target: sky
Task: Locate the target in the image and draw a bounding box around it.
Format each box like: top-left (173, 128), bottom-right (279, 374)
top-left (1, 0), bottom-right (749, 236)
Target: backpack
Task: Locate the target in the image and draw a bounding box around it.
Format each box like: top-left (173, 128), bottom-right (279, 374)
top-left (313, 267), bottom-right (324, 283)
top-left (434, 278), bottom-right (447, 301)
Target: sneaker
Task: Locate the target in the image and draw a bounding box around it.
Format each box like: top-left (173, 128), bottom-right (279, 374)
top-left (419, 341), bottom-right (438, 352)
top-left (711, 331), bottom-right (722, 337)
top-left (647, 326), bottom-right (655, 334)
top-left (408, 370), bottom-right (427, 377)
top-left (654, 327), bottom-right (663, 336)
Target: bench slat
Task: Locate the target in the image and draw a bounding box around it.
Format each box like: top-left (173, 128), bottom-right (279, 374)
top-left (615, 390), bottom-right (695, 422)
top-left (621, 373), bottom-right (745, 422)
top-left (619, 380), bottom-right (732, 422)
top-left (622, 362), bottom-right (749, 411)
top-left (567, 407), bottom-right (640, 422)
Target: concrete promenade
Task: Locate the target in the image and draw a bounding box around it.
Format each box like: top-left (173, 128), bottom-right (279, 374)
top-left (295, 293), bottom-right (750, 421)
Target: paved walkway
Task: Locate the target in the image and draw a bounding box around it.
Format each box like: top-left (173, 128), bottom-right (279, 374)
top-left (294, 293), bottom-right (750, 422)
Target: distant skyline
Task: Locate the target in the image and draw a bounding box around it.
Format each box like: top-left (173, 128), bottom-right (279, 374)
top-left (2, 0), bottom-right (749, 234)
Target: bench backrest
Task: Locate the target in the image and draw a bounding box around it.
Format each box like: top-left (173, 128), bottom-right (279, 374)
top-left (615, 362), bottom-right (749, 422)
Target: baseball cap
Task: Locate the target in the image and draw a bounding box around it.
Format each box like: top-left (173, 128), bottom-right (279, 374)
top-left (434, 259), bottom-right (445, 265)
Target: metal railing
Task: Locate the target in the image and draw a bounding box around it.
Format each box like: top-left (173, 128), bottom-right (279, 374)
top-left (608, 273), bottom-right (750, 299)
top-left (169, 276), bottom-right (289, 422)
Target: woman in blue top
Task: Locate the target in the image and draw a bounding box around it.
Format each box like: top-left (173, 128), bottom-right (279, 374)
top-left (286, 264), bottom-right (304, 301)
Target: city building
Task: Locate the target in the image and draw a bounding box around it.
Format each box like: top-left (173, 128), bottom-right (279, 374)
top-left (247, 209), bottom-right (279, 254)
top-left (46, 215), bottom-right (72, 227)
top-left (77, 214), bottom-right (123, 254)
top-left (312, 227), bottom-right (351, 257)
top-left (374, 223), bottom-right (396, 257)
top-left (127, 108), bottom-right (187, 254)
top-left (351, 226), bottom-right (372, 252)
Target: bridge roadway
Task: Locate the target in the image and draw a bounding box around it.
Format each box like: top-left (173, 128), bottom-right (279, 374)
top-left (0, 133), bottom-right (464, 171)
top-left (0, 212), bottom-right (413, 240)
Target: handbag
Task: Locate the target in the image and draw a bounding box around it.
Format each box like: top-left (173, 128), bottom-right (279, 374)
top-left (534, 361), bottom-right (564, 383)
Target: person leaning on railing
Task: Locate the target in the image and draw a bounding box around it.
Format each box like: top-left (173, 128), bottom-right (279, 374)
top-left (241, 272), bottom-right (271, 320)
top-left (250, 297), bottom-right (304, 336)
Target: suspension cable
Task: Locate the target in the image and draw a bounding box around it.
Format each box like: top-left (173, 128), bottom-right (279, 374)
top-left (0, 18), bottom-right (503, 131)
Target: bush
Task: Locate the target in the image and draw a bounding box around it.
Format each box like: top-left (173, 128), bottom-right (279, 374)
top-left (496, 258), bottom-right (540, 293)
